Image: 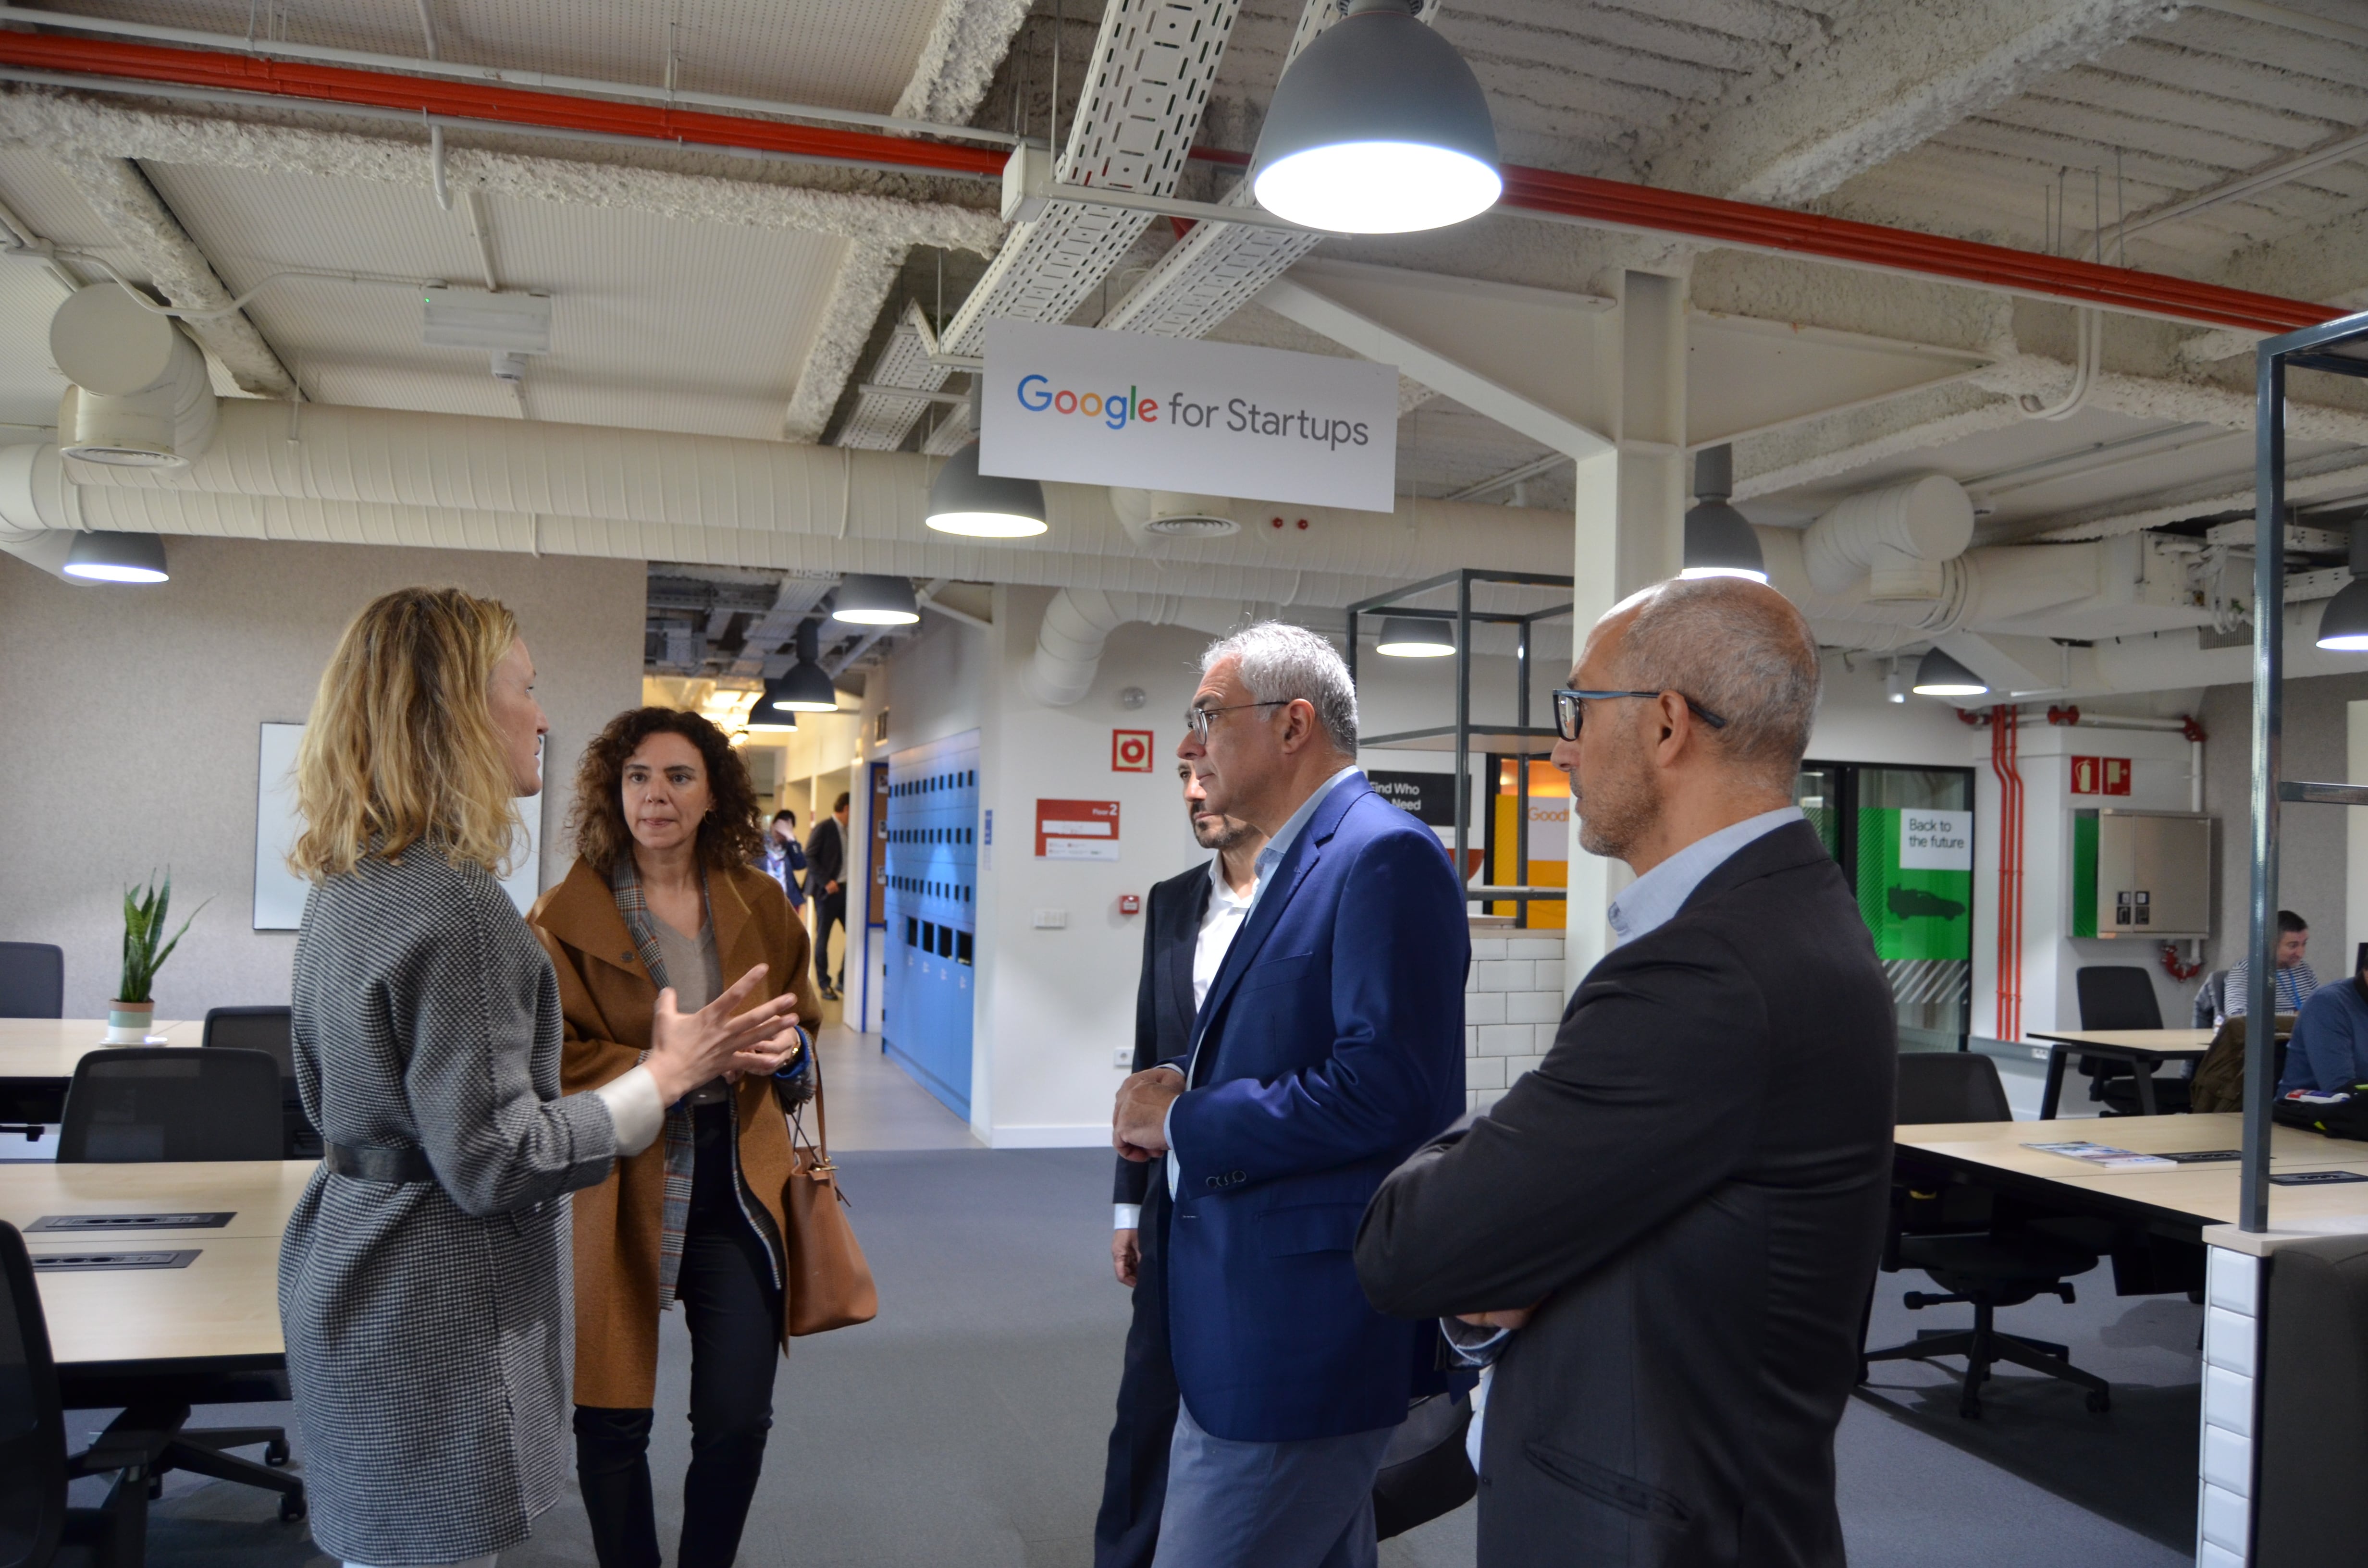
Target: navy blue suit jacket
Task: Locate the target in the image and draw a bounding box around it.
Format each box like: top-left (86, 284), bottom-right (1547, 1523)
top-left (1163, 773), bottom-right (1468, 1443)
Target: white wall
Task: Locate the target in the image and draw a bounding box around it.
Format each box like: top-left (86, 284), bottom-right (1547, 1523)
top-left (0, 538), bottom-right (643, 1020)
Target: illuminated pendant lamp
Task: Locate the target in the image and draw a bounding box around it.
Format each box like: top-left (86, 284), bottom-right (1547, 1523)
top-left (1249, 0), bottom-right (1500, 235)
top-left (1375, 615), bottom-right (1455, 657)
top-left (927, 381), bottom-right (1048, 537)
top-left (2317, 523), bottom-right (2368, 650)
top-left (765, 620), bottom-right (841, 712)
top-left (1911, 648), bottom-right (1989, 698)
top-left (1680, 446), bottom-right (1766, 583)
top-left (61, 529), bottom-right (169, 583)
top-left (831, 573), bottom-right (919, 626)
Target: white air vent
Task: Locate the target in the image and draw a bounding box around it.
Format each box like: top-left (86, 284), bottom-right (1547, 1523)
top-left (1141, 512), bottom-right (1239, 538)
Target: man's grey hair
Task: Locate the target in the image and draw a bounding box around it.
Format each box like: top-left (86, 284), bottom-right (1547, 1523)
top-left (1612, 577), bottom-right (1820, 782)
top-left (1200, 621), bottom-right (1359, 756)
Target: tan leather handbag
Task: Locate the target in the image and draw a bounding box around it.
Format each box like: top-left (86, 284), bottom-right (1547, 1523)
top-left (782, 1044), bottom-right (878, 1335)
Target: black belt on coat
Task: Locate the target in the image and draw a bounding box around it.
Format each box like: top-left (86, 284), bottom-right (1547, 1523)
top-left (324, 1141), bottom-right (437, 1183)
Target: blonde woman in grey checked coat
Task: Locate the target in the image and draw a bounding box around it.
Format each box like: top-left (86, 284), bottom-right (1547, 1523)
top-left (280, 586), bottom-right (804, 1568)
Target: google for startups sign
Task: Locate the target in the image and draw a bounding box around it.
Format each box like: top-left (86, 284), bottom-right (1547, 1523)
top-left (979, 318), bottom-right (1400, 514)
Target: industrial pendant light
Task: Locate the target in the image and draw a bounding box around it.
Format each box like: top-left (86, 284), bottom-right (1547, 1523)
top-left (1911, 648), bottom-right (1989, 698)
top-left (1374, 615), bottom-right (1455, 657)
top-left (1249, 0), bottom-right (1501, 234)
top-left (830, 573), bottom-right (919, 626)
top-left (927, 381), bottom-right (1048, 537)
top-left (766, 620), bottom-right (842, 711)
top-left (1680, 446), bottom-right (1766, 583)
top-left (61, 529), bottom-right (169, 583)
top-left (2317, 522), bottom-right (2368, 650)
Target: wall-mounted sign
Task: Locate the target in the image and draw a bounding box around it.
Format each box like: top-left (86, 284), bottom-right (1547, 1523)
top-left (1037, 798), bottom-right (1120, 861)
top-left (1899, 810), bottom-right (1973, 870)
top-left (1111, 729), bottom-right (1156, 772)
top-left (1367, 769), bottom-right (1455, 826)
top-left (2070, 756), bottom-right (2132, 796)
top-left (980, 318), bottom-right (1399, 512)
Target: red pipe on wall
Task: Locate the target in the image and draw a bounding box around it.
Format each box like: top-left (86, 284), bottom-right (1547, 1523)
top-left (0, 29), bottom-right (2346, 338)
top-left (1988, 705), bottom-right (2024, 1042)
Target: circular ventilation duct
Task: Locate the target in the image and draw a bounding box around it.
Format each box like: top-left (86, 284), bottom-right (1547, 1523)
top-left (1141, 512), bottom-right (1240, 539)
top-left (1110, 488), bottom-right (1242, 543)
top-left (49, 284), bottom-right (217, 469)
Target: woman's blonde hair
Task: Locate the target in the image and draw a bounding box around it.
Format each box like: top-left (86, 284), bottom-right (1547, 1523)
top-left (290, 586), bottom-right (524, 880)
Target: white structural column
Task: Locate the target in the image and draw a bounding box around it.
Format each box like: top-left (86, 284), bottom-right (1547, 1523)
top-left (1565, 270), bottom-right (1688, 991)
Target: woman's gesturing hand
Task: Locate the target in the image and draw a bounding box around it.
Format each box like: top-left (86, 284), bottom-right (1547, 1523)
top-left (644, 964), bottom-right (802, 1103)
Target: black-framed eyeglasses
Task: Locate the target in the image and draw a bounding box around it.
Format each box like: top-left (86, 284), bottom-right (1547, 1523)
top-left (1551, 688), bottom-right (1728, 742)
top-left (1184, 700), bottom-right (1289, 744)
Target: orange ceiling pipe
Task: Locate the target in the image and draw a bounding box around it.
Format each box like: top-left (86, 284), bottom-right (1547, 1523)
top-left (0, 31), bottom-right (1010, 179)
top-left (0, 28), bottom-right (2340, 337)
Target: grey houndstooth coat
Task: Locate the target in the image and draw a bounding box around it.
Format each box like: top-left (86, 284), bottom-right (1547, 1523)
top-left (281, 851), bottom-right (619, 1567)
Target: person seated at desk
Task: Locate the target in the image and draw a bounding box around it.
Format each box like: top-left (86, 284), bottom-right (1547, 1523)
top-left (2278, 943), bottom-right (2368, 1096)
top-left (2220, 909), bottom-right (2318, 1024)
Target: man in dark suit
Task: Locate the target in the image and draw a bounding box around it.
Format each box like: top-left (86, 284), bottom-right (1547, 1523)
top-left (1356, 576), bottom-right (1895, 1568)
top-left (806, 791), bottom-right (850, 999)
top-left (1112, 621), bottom-right (1467, 1568)
top-left (1095, 763), bottom-right (1266, 1568)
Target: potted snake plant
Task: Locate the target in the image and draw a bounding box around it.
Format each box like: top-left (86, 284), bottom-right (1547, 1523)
top-left (107, 871), bottom-right (207, 1044)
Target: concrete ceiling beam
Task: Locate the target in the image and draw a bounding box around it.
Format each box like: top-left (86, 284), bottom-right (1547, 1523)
top-left (1641, 0), bottom-right (2184, 205)
top-left (46, 150), bottom-right (296, 398)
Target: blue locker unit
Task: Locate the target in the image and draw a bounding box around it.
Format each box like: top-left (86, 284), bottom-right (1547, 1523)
top-left (881, 730), bottom-right (980, 1118)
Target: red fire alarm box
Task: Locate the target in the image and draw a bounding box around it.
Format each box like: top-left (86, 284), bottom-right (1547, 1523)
top-left (1118, 894), bottom-right (1142, 916)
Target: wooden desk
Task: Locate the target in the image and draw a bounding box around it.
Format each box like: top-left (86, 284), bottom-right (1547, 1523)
top-left (0, 1017), bottom-right (199, 1080)
top-left (0, 1159), bottom-right (315, 1242)
top-left (2024, 1027), bottom-right (2215, 1118)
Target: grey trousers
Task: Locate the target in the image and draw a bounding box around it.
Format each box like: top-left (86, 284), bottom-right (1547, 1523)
top-left (1150, 1400), bottom-right (1395, 1568)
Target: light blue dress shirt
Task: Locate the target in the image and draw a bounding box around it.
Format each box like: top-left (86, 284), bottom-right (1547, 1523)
top-left (1605, 806), bottom-right (1807, 946)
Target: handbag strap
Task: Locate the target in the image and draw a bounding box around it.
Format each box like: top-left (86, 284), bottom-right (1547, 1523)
top-left (791, 1022), bottom-right (831, 1168)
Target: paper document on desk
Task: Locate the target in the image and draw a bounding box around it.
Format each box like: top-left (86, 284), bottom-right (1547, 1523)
top-left (2024, 1141), bottom-right (2177, 1170)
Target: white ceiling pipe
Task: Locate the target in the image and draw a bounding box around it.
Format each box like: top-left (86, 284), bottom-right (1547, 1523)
top-left (0, 441), bottom-right (86, 578)
top-left (1762, 524), bottom-right (2105, 637)
top-left (1800, 473), bottom-right (1975, 602)
top-left (49, 283), bottom-right (216, 468)
top-left (1021, 589), bottom-right (1255, 707)
top-left (61, 401), bottom-right (1573, 581)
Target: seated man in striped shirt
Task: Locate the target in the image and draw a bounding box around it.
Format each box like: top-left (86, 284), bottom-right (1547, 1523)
top-left (2216, 908), bottom-right (2318, 1024)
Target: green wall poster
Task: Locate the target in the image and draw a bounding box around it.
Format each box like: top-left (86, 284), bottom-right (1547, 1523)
top-left (1855, 807), bottom-right (1973, 962)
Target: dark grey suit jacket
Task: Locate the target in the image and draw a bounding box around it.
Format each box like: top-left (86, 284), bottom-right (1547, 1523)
top-left (1114, 862), bottom-right (1211, 1205)
top-left (1357, 821), bottom-right (1896, 1568)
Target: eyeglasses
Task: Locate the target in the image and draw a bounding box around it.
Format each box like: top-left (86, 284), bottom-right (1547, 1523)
top-left (1184, 700), bottom-right (1289, 744)
top-left (1551, 688), bottom-right (1728, 742)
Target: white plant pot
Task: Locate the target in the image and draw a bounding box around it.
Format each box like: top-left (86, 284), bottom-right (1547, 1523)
top-left (104, 999), bottom-right (156, 1045)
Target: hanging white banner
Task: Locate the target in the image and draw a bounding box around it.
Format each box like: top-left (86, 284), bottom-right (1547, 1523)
top-left (978, 318), bottom-right (1399, 513)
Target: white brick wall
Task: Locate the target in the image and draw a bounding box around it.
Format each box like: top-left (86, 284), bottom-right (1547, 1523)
top-left (1466, 927), bottom-right (1565, 1112)
top-left (2196, 1247), bottom-right (2259, 1568)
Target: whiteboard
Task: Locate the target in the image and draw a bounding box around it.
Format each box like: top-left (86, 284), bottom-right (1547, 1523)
top-left (254, 722), bottom-right (543, 930)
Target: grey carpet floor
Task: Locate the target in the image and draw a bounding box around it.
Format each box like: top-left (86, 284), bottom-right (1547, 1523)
top-left (86, 1146), bottom-right (2200, 1567)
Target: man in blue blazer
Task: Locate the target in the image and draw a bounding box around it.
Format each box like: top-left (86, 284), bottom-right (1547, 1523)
top-left (1112, 620), bottom-right (1468, 1568)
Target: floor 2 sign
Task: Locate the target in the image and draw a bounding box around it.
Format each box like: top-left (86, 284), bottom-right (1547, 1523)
top-left (1036, 799), bottom-right (1120, 861)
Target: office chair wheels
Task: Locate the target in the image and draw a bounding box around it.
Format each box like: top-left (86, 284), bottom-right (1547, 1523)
top-left (264, 1437), bottom-right (290, 1467)
top-left (279, 1488), bottom-right (307, 1523)
top-left (2087, 1390), bottom-right (2111, 1414)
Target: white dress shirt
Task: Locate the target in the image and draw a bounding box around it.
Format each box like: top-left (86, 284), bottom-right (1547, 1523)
top-left (1116, 858), bottom-right (1258, 1230)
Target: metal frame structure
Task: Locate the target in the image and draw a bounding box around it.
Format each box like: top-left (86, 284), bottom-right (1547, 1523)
top-left (1344, 568), bottom-right (1574, 917)
top-left (2244, 307), bottom-right (2368, 1231)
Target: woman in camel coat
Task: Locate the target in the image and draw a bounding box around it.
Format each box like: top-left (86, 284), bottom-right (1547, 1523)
top-left (530, 706), bottom-right (823, 1568)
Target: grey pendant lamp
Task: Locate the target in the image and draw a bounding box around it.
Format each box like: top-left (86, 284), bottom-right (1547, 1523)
top-left (1911, 648), bottom-right (1989, 698)
top-left (2318, 520), bottom-right (2368, 650)
top-left (765, 620), bottom-right (841, 712)
top-left (1374, 615), bottom-right (1454, 657)
top-left (831, 573), bottom-right (919, 626)
top-left (61, 529), bottom-right (169, 583)
top-left (927, 380), bottom-right (1048, 537)
top-left (1680, 447), bottom-right (1766, 583)
top-left (1249, 0), bottom-right (1500, 234)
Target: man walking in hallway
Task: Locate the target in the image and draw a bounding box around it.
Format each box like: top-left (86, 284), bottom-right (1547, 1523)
top-left (808, 791), bottom-right (850, 1000)
top-left (1096, 762), bottom-right (1268, 1568)
top-left (1356, 576), bottom-right (1895, 1568)
top-left (1112, 621), bottom-right (1467, 1568)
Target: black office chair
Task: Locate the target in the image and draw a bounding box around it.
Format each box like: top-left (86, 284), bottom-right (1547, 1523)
top-left (2074, 964), bottom-right (2187, 1115)
top-left (0, 943), bottom-right (62, 1020)
top-left (0, 1220), bottom-right (145, 1568)
top-left (49, 1052), bottom-right (304, 1524)
top-left (1863, 1052), bottom-right (2112, 1419)
top-left (58, 1049), bottom-right (282, 1164)
top-left (2193, 969), bottom-right (2228, 1029)
top-left (201, 1008), bottom-right (320, 1159)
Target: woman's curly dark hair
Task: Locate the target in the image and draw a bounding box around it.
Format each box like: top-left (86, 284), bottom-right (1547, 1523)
top-left (568, 707), bottom-right (766, 876)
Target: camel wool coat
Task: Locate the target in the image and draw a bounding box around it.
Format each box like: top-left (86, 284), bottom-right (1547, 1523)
top-left (529, 857), bottom-right (825, 1409)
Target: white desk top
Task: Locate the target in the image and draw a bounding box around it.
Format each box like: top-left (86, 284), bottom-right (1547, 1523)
top-left (2024, 1028), bottom-right (2216, 1053)
top-left (0, 1017), bottom-right (198, 1079)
